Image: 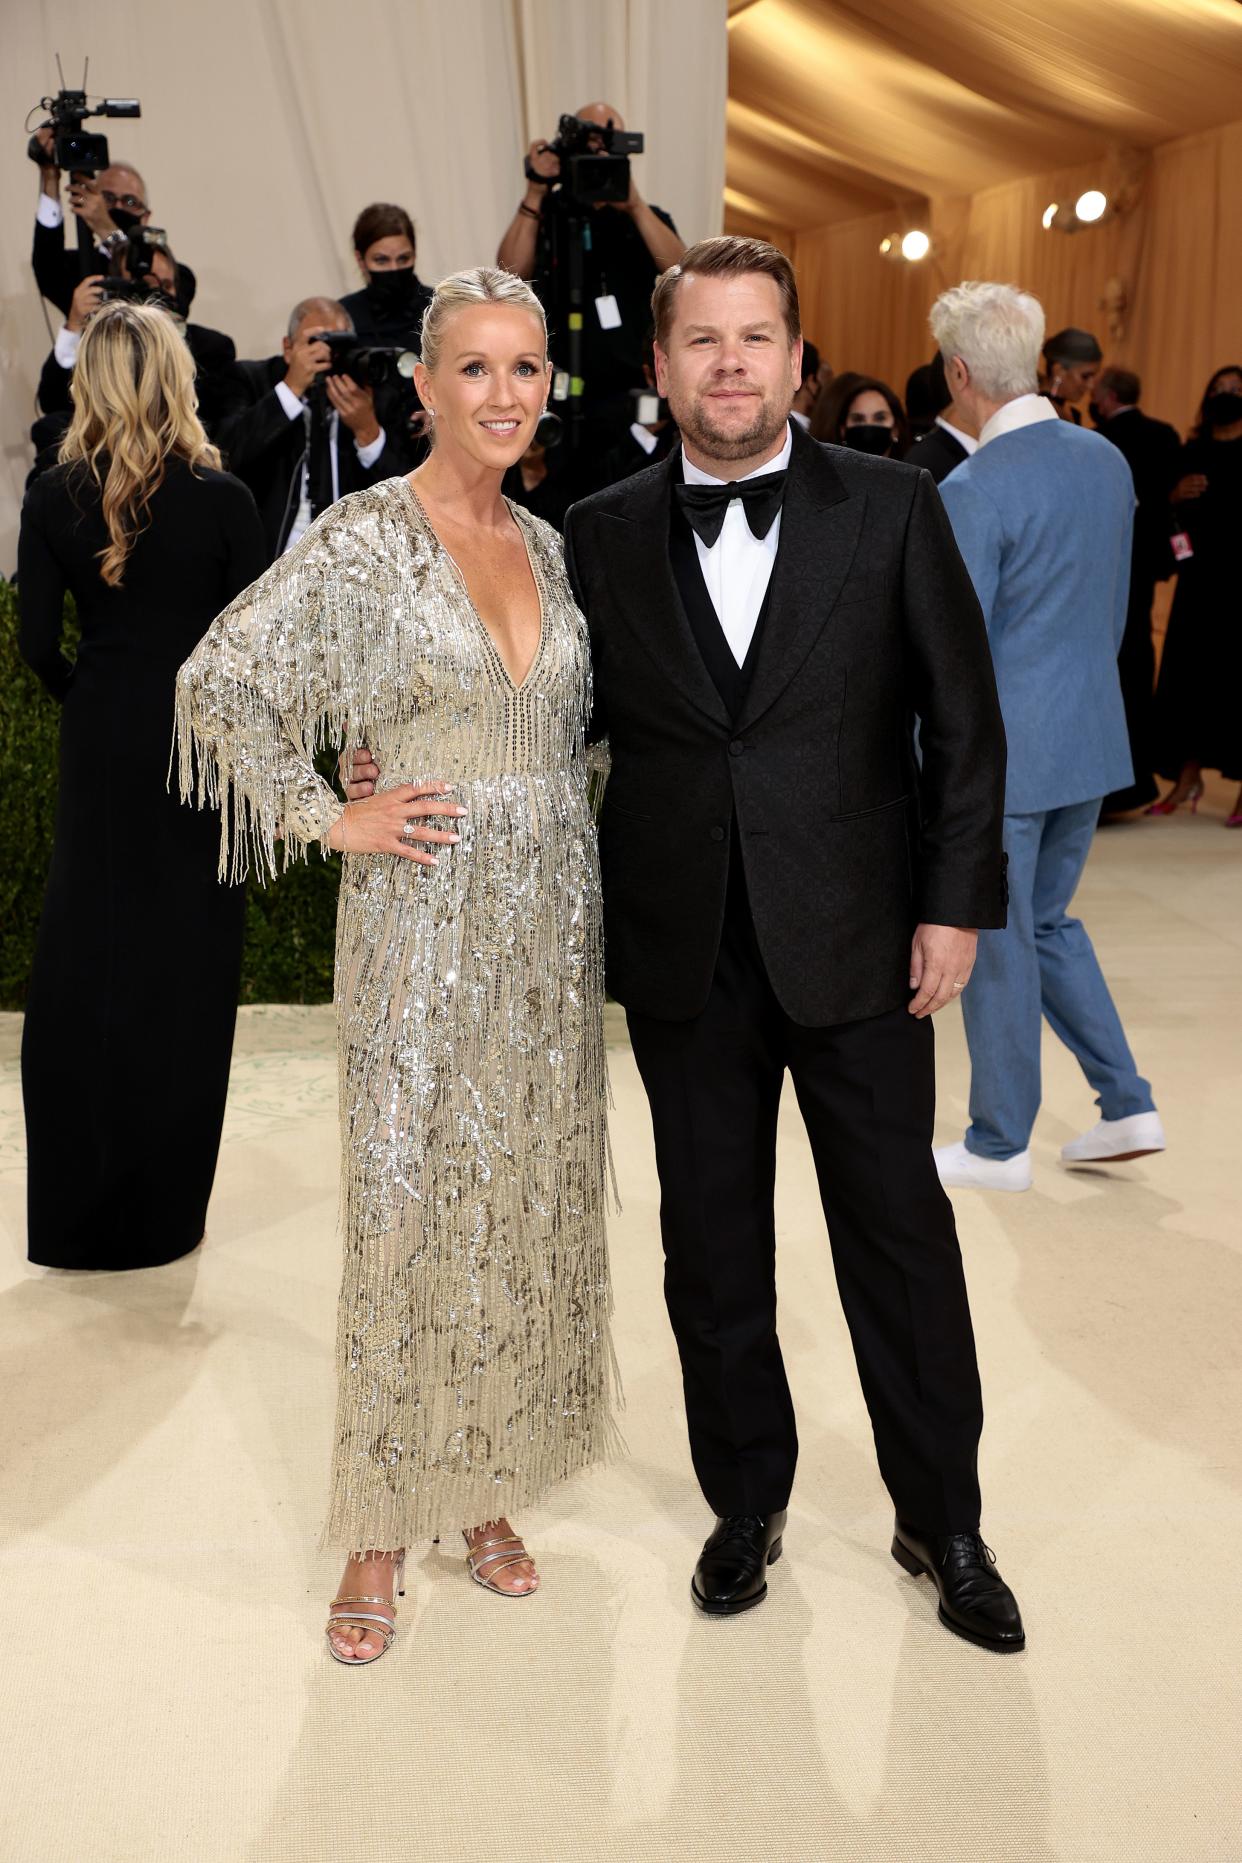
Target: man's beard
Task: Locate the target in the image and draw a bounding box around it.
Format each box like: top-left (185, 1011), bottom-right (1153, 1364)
top-left (674, 386), bottom-right (790, 462)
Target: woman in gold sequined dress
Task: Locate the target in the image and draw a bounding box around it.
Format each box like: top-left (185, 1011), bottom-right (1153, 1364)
top-left (176, 269), bottom-right (618, 1664)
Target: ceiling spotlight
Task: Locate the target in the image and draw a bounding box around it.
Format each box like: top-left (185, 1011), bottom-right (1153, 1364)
top-left (1041, 202), bottom-right (1059, 230)
top-left (900, 229), bottom-right (931, 262)
top-left (879, 234), bottom-right (897, 257)
top-left (1075, 189), bottom-right (1108, 223)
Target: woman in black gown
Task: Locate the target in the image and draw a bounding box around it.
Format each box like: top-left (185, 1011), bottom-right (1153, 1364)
top-left (17, 300), bottom-right (267, 1269)
top-left (1150, 365), bottom-right (1242, 823)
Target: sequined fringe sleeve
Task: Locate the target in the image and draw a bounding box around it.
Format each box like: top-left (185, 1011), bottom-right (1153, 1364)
top-left (173, 500), bottom-right (382, 883)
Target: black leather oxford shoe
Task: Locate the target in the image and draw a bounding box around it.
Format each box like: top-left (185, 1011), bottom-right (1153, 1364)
top-left (691, 1511), bottom-right (787, 1616)
top-left (892, 1519), bottom-right (1026, 1652)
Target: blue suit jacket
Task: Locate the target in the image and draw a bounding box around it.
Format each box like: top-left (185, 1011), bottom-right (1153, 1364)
top-left (940, 419), bottom-right (1134, 814)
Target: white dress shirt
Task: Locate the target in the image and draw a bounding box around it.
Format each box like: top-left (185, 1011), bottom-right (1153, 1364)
top-left (978, 393), bottom-right (1061, 448)
top-left (630, 421), bottom-right (659, 456)
top-left (935, 414), bottom-right (978, 455)
top-left (274, 378), bottom-right (386, 553)
top-left (681, 421), bottom-right (793, 668)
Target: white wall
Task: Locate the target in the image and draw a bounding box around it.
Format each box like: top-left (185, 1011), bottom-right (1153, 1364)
top-left (1, 0), bottom-right (727, 569)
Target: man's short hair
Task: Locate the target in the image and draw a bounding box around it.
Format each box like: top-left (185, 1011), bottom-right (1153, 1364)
top-left (287, 296), bottom-right (352, 341)
top-left (929, 281), bottom-right (1045, 402)
top-left (1098, 365), bottom-right (1141, 406)
top-left (352, 202), bottom-right (417, 258)
top-left (651, 235), bottom-right (801, 351)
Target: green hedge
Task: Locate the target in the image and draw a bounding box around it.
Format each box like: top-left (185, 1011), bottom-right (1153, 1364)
top-left (0, 576), bottom-right (340, 1010)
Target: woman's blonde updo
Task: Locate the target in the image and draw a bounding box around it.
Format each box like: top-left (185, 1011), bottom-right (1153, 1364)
top-left (58, 299), bottom-right (220, 587)
top-left (419, 265), bottom-right (547, 375)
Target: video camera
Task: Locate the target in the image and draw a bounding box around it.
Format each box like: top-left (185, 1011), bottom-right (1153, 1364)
top-left (309, 331), bottom-right (418, 388)
top-left (529, 114), bottom-right (644, 209)
top-left (27, 61), bottom-right (140, 175)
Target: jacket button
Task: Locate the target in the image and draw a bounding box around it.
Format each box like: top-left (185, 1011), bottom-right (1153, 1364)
top-left (710, 825), bottom-right (726, 842)
top-left (729, 740), bottom-right (745, 757)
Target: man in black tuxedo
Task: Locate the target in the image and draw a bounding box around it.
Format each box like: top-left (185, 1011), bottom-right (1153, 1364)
top-left (903, 351), bottom-right (979, 483)
top-left (565, 237), bottom-right (1023, 1651)
top-left (213, 296), bottom-right (397, 563)
top-left (1091, 367), bottom-right (1181, 813)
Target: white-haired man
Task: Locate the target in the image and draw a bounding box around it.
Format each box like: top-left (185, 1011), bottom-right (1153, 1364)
top-left (931, 281), bottom-right (1164, 1189)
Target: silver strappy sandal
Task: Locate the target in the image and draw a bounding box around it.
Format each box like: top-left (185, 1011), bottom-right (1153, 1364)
top-left (325, 1554), bottom-right (406, 1664)
top-left (462, 1527), bottom-right (540, 1597)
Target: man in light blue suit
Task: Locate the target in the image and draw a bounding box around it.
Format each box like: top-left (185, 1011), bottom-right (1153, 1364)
top-left (930, 281), bottom-right (1164, 1190)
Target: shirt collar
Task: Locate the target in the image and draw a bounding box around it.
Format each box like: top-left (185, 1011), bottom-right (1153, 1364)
top-left (935, 414), bottom-right (979, 454)
top-left (978, 393), bottom-right (1062, 448)
top-left (681, 420), bottom-right (793, 487)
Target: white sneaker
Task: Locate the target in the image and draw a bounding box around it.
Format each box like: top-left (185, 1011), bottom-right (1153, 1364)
top-left (1061, 1111), bottom-right (1166, 1165)
top-left (933, 1141), bottom-right (1032, 1192)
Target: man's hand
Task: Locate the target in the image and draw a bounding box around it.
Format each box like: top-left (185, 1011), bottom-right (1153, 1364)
top-left (66, 273), bottom-right (105, 334)
top-left (339, 745), bottom-right (380, 800)
top-left (1171, 473), bottom-right (1208, 504)
top-left (31, 126), bottom-right (62, 194)
top-left (283, 330), bottom-right (334, 400)
top-left (908, 924), bottom-right (977, 1018)
top-left (327, 374), bottom-right (380, 447)
top-left (525, 139), bottom-right (560, 191)
top-left (66, 173), bottom-right (116, 239)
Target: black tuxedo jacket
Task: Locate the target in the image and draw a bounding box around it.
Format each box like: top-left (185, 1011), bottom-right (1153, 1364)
top-left (563, 422), bottom-right (1007, 1026)
top-left (1096, 407), bottom-right (1181, 587)
top-left (212, 356), bottom-right (395, 562)
top-left (903, 422), bottom-right (970, 484)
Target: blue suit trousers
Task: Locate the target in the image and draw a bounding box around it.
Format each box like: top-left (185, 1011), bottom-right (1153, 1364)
top-left (962, 800), bottom-right (1155, 1159)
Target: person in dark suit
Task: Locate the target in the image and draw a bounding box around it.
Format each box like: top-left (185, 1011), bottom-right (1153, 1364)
top-left (1091, 367), bottom-right (1181, 813)
top-left (904, 350), bottom-right (979, 482)
top-left (16, 299), bottom-right (267, 1270)
top-left (564, 237), bottom-right (1024, 1651)
top-left (28, 127), bottom-right (198, 317)
top-left (213, 296), bottom-right (398, 562)
top-left (33, 252), bottom-right (235, 444)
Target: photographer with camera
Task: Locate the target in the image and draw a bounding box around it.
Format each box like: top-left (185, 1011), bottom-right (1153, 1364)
top-left (340, 202), bottom-right (433, 468)
top-left (213, 296), bottom-right (398, 562)
top-left (28, 122), bottom-right (199, 319)
top-left (497, 102), bottom-right (683, 460)
top-left (34, 230), bottom-right (235, 446)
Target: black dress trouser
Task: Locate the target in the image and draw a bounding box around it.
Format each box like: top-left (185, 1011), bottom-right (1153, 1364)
top-left (625, 864), bottom-right (985, 1535)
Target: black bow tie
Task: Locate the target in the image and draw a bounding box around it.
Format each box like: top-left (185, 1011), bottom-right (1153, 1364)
top-left (674, 468), bottom-right (787, 548)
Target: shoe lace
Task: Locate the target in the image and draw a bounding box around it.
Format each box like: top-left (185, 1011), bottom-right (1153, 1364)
top-left (717, 1515), bottom-right (768, 1546)
top-left (940, 1533), bottom-right (997, 1572)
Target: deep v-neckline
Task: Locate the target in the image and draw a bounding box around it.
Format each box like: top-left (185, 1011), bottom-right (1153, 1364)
top-left (399, 478), bottom-right (547, 693)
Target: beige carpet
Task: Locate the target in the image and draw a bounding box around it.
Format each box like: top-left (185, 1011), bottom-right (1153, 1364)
top-left (2, 784), bottom-right (1240, 1863)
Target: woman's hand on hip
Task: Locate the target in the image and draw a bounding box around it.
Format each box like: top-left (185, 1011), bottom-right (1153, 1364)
top-left (324, 782), bottom-right (465, 864)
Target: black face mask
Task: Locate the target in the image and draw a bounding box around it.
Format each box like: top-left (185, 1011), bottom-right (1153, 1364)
top-left (366, 267), bottom-right (418, 314)
top-left (1202, 390), bottom-right (1242, 428)
top-left (843, 423), bottom-right (895, 456)
top-left (109, 207), bottom-right (144, 236)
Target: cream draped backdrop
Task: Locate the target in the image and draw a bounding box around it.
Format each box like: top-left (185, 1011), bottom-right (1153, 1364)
top-left (0, 0), bottom-right (728, 566)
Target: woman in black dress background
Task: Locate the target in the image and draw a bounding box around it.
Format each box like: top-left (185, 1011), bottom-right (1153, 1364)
top-left (17, 300), bottom-right (267, 1269)
top-left (1150, 365), bottom-right (1242, 823)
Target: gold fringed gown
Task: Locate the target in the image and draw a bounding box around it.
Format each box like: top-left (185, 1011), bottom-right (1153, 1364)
top-left (175, 478), bottom-right (619, 1553)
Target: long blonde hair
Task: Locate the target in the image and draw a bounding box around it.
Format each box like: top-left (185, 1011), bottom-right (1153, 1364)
top-left (58, 300), bottom-right (220, 586)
